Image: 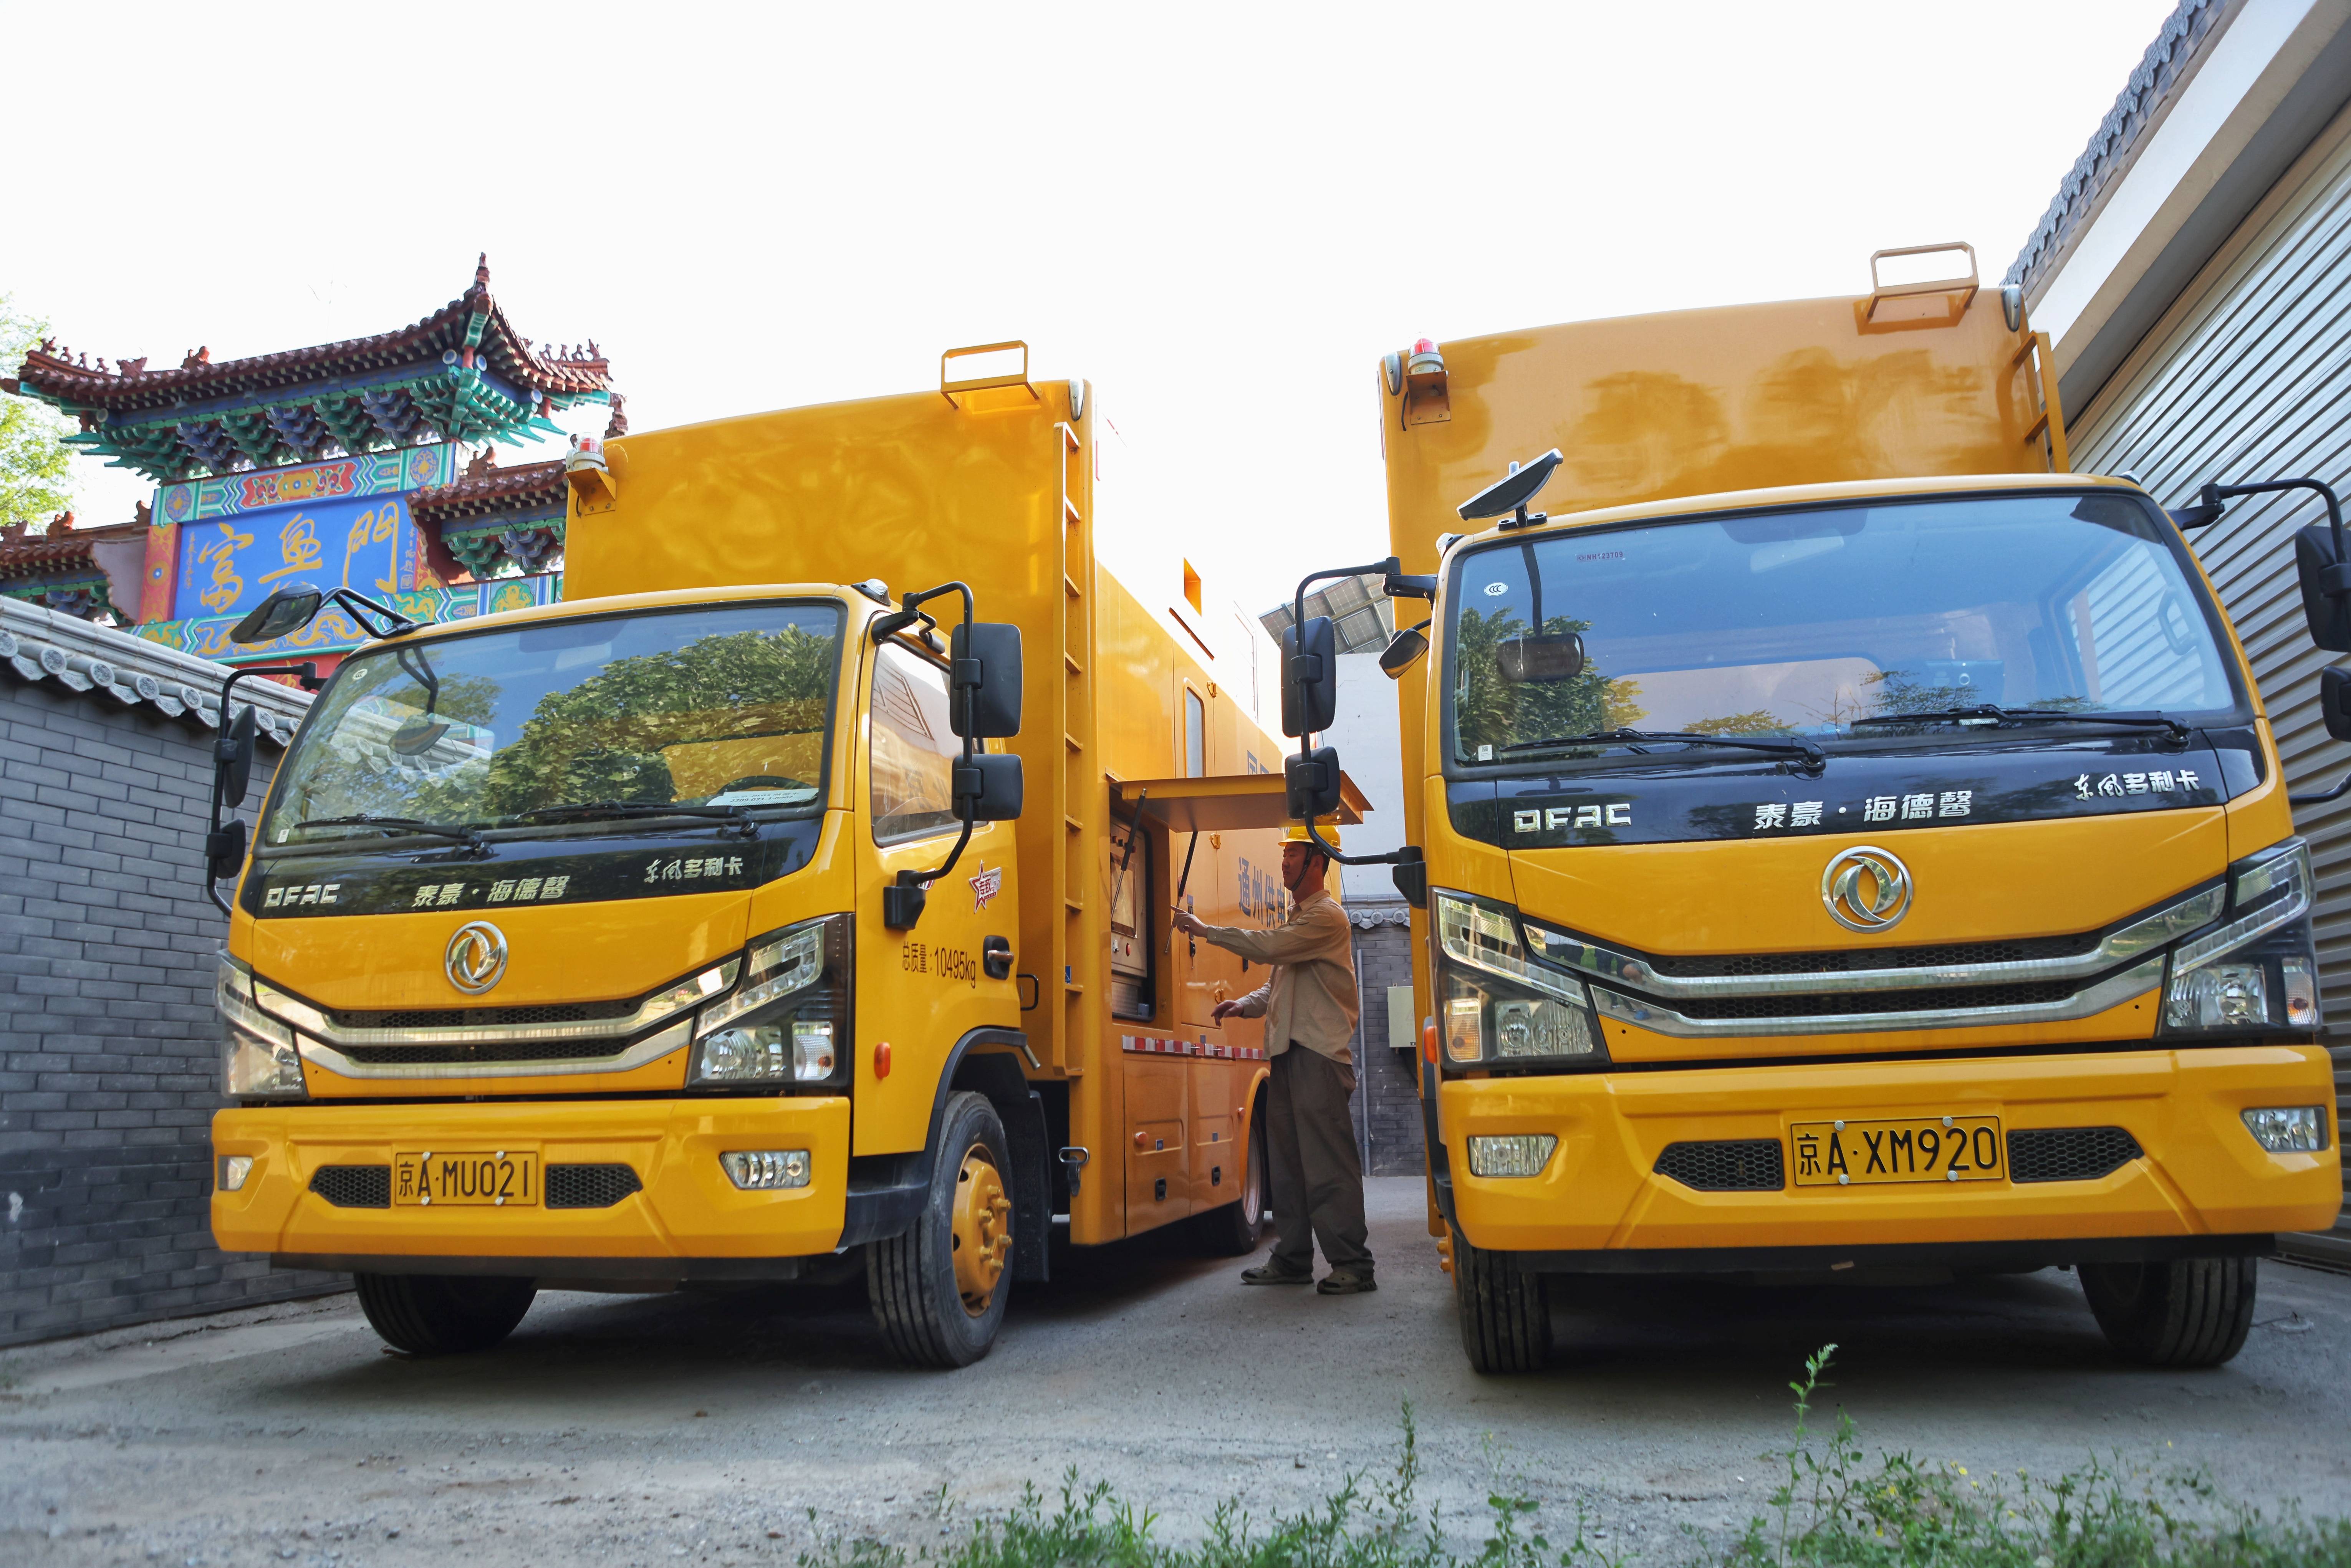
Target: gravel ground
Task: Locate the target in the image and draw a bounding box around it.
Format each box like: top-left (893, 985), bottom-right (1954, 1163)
top-left (3, 1176), bottom-right (2348, 1566)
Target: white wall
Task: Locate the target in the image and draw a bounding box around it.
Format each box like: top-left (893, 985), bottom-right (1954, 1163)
top-left (1325, 649), bottom-right (1409, 902)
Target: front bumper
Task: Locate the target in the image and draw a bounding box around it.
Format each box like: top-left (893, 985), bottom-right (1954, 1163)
top-left (1440, 1045), bottom-right (2339, 1256)
top-left (212, 1097), bottom-right (851, 1279)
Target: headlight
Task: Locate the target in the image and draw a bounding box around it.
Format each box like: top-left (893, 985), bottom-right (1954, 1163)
top-left (690, 915), bottom-right (851, 1088)
top-left (720, 1149), bottom-right (811, 1189)
top-left (2162, 841), bottom-right (2321, 1035)
top-left (1433, 891), bottom-right (1603, 1069)
top-left (1467, 1134), bottom-right (1558, 1177)
top-left (217, 955), bottom-right (306, 1100)
top-left (2242, 1106), bottom-right (2329, 1153)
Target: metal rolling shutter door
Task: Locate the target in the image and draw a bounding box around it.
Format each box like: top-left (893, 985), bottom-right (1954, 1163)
top-left (2071, 125), bottom-right (2351, 1239)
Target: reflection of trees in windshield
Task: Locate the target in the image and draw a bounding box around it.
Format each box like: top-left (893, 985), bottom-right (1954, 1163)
top-left (277, 624), bottom-right (836, 833)
top-left (1454, 608), bottom-right (1644, 757)
top-left (458, 627), bottom-right (833, 817)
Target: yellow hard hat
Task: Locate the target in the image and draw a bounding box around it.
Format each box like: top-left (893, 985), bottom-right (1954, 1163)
top-left (1281, 820), bottom-right (1341, 850)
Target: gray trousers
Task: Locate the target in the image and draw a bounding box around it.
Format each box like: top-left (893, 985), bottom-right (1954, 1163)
top-left (1265, 1044), bottom-right (1372, 1273)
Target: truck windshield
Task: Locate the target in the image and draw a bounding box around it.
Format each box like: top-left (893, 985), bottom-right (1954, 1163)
top-left (1447, 491), bottom-right (2240, 766)
top-left (263, 602), bottom-right (842, 844)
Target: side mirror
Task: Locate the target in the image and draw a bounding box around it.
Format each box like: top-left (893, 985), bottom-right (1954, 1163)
top-left (2323, 667), bottom-right (2351, 742)
top-left (1280, 616), bottom-right (1337, 737)
top-left (217, 705), bottom-right (258, 810)
top-left (230, 584), bottom-right (325, 646)
top-left (1284, 745), bottom-right (1341, 821)
top-left (950, 622), bottom-right (1023, 738)
top-left (2296, 525), bottom-right (2351, 651)
top-left (1379, 624), bottom-right (1429, 678)
top-left (954, 752), bottom-right (1024, 821)
top-left (204, 817), bottom-right (249, 883)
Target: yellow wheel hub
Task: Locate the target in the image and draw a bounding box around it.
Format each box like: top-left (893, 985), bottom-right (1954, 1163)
top-left (950, 1145), bottom-right (1013, 1315)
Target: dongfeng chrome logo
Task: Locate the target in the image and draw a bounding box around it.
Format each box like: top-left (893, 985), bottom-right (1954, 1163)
top-left (1820, 846), bottom-right (1912, 933)
top-left (444, 921), bottom-right (508, 995)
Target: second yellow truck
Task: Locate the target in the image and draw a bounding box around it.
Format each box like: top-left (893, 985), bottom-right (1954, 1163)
top-left (1285, 244), bottom-right (2342, 1373)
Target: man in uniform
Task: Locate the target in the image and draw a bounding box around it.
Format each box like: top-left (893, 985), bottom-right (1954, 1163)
top-left (1172, 822), bottom-right (1372, 1294)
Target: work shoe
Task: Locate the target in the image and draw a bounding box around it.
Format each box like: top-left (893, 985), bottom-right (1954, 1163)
top-left (1316, 1267), bottom-right (1377, 1295)
top-left (1241, 1260), bottom-right (1315, 1286)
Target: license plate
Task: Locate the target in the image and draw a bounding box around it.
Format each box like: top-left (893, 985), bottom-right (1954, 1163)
top-left (1790, 1117), bottom-right (2003, 1187)
top-left (394, 1149), bottom-right (540, 1207)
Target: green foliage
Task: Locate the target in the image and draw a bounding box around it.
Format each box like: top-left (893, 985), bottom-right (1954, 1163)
top-left (1453, 609), bottom-right (1645, 759)
top-left (272, 623), bottom-right (838, 830)
top-left (794, 1357), bottom-right (2349, 1568)
top-left (471, 624), bottom-right (833, 815)
top-left (0, 296), bottom-right (76, 531)
top-left (1720, 1345), bottom-right (2351, 1568)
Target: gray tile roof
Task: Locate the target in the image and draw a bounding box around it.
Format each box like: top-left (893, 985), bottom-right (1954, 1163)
top-left (2006, 0), bottom-right (2233, 295)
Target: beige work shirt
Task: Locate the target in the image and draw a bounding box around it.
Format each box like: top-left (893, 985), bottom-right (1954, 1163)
top-left (1197, 888), bottom-right (1359, 1063)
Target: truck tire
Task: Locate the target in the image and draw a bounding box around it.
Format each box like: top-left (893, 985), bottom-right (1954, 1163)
top-left (2079, 1256), bottom-right (2258, 1368)
top-left (1196, 1109), bottom-right (1269, 1256)
top-left (354, 1273), bottom-right (536, 1356)
top-left (867, 1091), bottom-right (1013, 1368)
top-left (1453, 1227), bottom-right (1550, 1374)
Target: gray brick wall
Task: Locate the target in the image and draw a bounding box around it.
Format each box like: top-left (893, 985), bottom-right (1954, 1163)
top-left (1, 611), bottom-right (338, 1346)
top-left (1349, 916), bottom-right (1424, 1177)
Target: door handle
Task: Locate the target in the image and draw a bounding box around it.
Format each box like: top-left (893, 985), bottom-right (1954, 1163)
top-left (983, 935), bottom-right (1013, 980)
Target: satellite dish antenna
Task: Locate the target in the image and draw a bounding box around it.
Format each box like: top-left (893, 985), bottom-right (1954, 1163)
top-left (1457, 449), bottom-right (1563, 529)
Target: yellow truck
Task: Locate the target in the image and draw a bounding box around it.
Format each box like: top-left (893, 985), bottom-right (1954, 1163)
top-left (1280, 244), bottom-right (2344, 1371)
top-left (202, 345), bottom-right (1355, 1365)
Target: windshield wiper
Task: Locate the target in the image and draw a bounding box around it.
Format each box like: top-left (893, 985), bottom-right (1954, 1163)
top-left (500, 801), bottom-right (765, 837)
top-left (1499, 727), bottom-right (1826, 770)
top-left (290, 815), bottom-right (488, 854)
top-left (1850, 705), bottom-right (2190, 741)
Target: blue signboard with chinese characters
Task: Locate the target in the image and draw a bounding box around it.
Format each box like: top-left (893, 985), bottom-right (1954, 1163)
top-left (174, 492), bottom-right (418, 623)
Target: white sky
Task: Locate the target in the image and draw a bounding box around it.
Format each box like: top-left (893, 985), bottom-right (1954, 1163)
top-left (4, 0), bottom-right (2173, 621)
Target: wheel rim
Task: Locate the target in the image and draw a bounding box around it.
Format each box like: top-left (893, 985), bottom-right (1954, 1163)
top-left (950, 1143), bottom-right (1012, 1316)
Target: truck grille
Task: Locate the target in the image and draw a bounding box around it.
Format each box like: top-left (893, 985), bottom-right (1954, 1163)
top-left (333, 1038), bottom-right (635, 1067)
top-left (1655, 1139), bottom-right (1785, 1190)
top-left (1647, 932), bottom-right (2097, 979)
top-left (325, 999), bottom-right (640, 1032)
top-left (2007, 1127), bottom-right (2143, 1183)
top-left (310, 1166), bottom-right (391, 1208)
top-left (546, 1164), bottom-right (644, 1209)
top-left (1671, 982), bottom-right (2075, 1021)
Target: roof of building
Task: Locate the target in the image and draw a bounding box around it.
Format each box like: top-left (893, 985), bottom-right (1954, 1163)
top-left (409, 455), bottom-right (568, 527)
top-left (2005, 0), bottom-right (2234, 296)
top-left (6, 255), bottom-right (608, 412)
top-left (409, 396), bottom-right (624, 530)
top-left (0, 513), bottom-right (145, 583)
top-left (0, 594), bottom-right (309, 745)
top-left (1, 257), bottom-right (614, 482)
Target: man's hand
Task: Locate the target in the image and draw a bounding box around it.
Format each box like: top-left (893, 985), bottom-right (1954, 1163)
top-left (1171, 906), bottom-right (1209, 937)
top-left (1210, 999), bottom-right (1245, 1023)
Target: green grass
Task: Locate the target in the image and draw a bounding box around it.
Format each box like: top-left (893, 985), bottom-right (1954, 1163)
top-left (799, 1349), bottom-right (2350, 1568)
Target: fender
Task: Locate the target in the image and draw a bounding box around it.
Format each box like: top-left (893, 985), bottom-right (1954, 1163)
top-left (838, 1028), bottom-right (1044, 1272)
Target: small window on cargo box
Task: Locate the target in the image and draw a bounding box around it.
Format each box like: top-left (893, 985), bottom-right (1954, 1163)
top-left (871, 642), bottom-right (960, 843)
top-left (1184, 687), bottom-right (1205, 778)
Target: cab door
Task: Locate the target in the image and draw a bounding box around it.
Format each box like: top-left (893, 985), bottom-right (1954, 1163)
top-left (854, 637), bottom-right (1019, 1156)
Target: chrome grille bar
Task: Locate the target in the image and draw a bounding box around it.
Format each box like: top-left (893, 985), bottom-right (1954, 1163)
top-left (1526, 887), bottom-right (2220, 1000)
top-left (1589, 955), bottom-right (2166, 1038)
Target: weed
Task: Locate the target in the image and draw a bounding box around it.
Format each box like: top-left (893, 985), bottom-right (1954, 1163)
top-left (796, 1355), bottom-right (2349, 1568)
